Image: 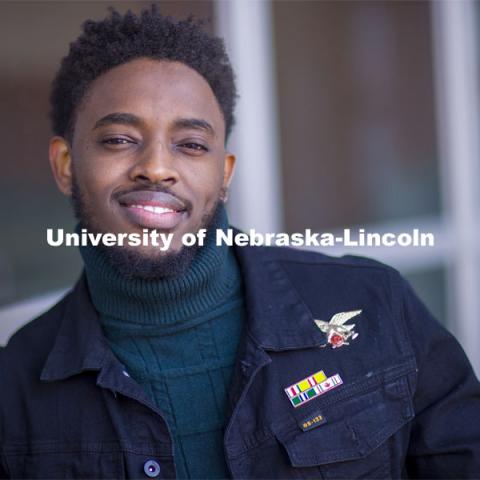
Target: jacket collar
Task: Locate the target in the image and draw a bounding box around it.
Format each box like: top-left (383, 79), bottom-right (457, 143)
top-left (40, 274), bottom-right (112, 381)
top-left (233, 244), bottom-right (326, 351)
top-left (41, 244), bottom-right (326, 382)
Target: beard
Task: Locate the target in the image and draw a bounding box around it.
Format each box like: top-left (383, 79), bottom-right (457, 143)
top-left (71, 173), bottom-right (226, 280)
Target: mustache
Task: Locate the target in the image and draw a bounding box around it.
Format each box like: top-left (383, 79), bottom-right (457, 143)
top-left (112, 183), bottom-right (193, 212)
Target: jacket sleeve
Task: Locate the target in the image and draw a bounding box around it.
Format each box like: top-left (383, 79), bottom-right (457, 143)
top-left (401, 278), bottom-right (480, 478)
top-left (0, 459), bottom-right (8, 479)
top-left (0, 348), bottom-right (8, 479)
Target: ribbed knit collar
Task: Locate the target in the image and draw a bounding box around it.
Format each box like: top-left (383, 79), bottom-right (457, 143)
top-left (79, 205), bottom-right (240, 327)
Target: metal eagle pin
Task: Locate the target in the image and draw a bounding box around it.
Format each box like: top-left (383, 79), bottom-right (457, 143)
top-left (314, 310), bottom-right (362, 348)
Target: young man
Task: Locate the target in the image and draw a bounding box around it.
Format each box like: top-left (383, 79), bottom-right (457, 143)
top-left (1, 6), bottom-right (479, 479)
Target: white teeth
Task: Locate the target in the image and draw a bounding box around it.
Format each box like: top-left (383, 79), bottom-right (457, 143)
top-left (130, 204), bottom-right (175, 214)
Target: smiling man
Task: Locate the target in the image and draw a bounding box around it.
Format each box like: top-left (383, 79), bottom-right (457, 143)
top-left (1, 6), bottom-right (479, 480)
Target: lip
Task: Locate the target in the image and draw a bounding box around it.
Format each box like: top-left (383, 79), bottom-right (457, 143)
top-left (117, 190), bottom-right (188, 230)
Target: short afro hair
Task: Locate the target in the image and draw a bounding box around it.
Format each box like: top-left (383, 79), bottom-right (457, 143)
top-left (50, 5), bottom-right (237, 142)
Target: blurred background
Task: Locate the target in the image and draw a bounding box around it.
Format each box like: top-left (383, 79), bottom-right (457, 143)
top-left (0, 0), bottom-right (479, 374)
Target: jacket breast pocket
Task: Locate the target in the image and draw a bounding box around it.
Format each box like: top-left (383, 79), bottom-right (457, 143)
top-left (273, 374), bottom-right (415, 479)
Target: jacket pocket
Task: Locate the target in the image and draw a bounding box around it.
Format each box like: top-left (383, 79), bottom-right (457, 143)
top-left (273, 374), bottom-right (414, 479)
top-left (3, 448), bottom-right (124, 479)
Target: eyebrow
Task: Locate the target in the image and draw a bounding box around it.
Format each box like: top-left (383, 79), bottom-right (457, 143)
top-left (93, 113), bottom-right (215, 137)
top-left (93, 112), bottom-right (142, 130)
top-left (172, 118), bottom-right (215, 137)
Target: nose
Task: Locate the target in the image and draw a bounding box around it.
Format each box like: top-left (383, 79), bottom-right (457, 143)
top-left (129, 142), bottom-right (179, 186)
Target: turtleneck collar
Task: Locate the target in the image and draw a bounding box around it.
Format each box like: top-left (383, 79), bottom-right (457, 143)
top-left (79, 205), bottom-right (241, 327)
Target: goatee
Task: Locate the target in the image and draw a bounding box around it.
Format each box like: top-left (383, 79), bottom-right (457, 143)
top-left (71, 174), bottom-right (226, 280)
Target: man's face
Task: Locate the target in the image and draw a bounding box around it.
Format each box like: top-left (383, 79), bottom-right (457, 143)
top-left (50, 58), bottom-right (235, 275)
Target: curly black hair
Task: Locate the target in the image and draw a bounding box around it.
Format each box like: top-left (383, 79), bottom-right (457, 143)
top-left (50, 5), bottom-right (237, 142)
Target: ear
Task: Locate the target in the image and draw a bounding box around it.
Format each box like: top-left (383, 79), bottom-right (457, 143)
top-left (49, 136), bottom-right (73, 196)
top-left (222, 152), bottom-right (236, 201)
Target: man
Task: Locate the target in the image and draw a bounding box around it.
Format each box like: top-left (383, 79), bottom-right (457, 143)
top-left (0, 6), bottom-right (479, 480)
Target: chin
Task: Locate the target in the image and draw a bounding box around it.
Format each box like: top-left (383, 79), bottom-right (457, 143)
top-left (98, 242), bottom-right (199, 280)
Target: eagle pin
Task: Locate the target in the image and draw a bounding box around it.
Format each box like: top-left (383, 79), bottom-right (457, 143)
top-left (314, 310), bottom-right (362, 349)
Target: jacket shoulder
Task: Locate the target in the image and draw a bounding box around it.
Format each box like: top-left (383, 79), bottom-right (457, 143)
top-left (261, 245), bottom-right (399, 275)
top-left (251, 246), bottom-right (406, 323)
top-left (0, 293), bottom-right (70, 367)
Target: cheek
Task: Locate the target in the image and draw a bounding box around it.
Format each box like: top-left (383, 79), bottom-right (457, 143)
top-left (77, 169), bottom-right (109, 203)
top-left (189, 160), bottom-right (225, 199)
top-left (74, 151), bottom-right (124, 202)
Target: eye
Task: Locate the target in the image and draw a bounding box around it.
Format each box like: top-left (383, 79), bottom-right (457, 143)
top-left (177, 142), bottom-right (209, 154)
top-left (101, 137), bottom-right (136, 146)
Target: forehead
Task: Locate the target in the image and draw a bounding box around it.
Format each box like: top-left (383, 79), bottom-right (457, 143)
top-left (76, 58), bottom-right (225, 137)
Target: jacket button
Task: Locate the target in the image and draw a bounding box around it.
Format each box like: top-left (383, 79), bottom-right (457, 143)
top-left (144, 460), bottom-right (161, 478)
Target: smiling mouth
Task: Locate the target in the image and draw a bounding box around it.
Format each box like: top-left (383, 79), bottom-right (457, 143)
top-left (117, 190), bottom-right (189, 230)
top-left (129, 204), bottom-right (178, 215)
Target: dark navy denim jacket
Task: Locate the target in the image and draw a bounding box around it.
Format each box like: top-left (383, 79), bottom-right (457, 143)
top-left (1, 244), bottom-right (479, 479)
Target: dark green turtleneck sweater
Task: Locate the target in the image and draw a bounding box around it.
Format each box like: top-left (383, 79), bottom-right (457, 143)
top-left (80, 207), bottom-right (245, 479)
